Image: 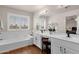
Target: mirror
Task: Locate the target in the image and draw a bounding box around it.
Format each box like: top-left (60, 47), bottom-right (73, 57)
top-left (0, 20), bottom-right (3, 31)
top-left (66, 15), bottom-right (77, 34)
top-left (36, 15), bottom-right (47, 31)
top-left (75, 16), bottom-right (79, 34)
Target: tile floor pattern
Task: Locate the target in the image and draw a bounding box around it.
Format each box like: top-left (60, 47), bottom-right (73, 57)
top-left (3, 45), bottom-right (46, 54)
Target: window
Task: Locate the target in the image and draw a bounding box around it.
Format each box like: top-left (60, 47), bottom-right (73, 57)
top-left (7, 13), bottom-right (30, 31)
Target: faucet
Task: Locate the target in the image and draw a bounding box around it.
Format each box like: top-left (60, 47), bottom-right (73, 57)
top-left (66, 30), bottom-right (70, 37)
top-left (67, 32), bottom-right (70, 37)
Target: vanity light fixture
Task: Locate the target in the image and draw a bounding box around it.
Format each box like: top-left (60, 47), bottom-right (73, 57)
top-left (57, 5), bottom-right (70, 9)
top-left (39, 8), bottom-right (48, 15)
top-left (75, 16), bottom-right (79, 21)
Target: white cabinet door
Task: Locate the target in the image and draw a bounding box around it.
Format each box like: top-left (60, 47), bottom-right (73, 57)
top-left (51, 37), bottom-right (61, 54)
top-left (33, 34), bottom-right (38, 45)
top-left (63, 47), bottom-right (79, 54)
top-left (51, 37), bottom-right (78, 54)
top-left (52, 44), bottom-right (64, 54)
top-left (59, 39), bottom-right (79, 54)
top-left (34, 34), bottom-right (42, 49)
top-left (36, 34), bottom-right (42, 49)
top-left (33, 36), bottom-right (37, 45)
top-left (52, 45), bottom-right (61, 54)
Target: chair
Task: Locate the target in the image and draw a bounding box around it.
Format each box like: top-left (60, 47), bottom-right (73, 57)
top-left (42, 37), bottom-right (51, 54)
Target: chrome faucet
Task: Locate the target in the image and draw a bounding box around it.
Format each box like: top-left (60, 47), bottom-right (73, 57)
top-left (66, 30), bottom-right (70, 37)
top-left (67, 32), bottom-right (70, 37)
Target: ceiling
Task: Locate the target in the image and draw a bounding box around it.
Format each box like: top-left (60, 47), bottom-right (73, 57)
top-left (3, 5), bottom-right (46, 12)
top-left (3, 5), bottom-right (79, 13)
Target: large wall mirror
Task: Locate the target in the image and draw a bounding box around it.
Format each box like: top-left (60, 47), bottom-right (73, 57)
top-left (0, 20), bottom-right (3, 31)
top-left (35, 15), bottom-right (47, 31)
top-left (0, 15), bottom-right (3, 31)
top-left (66, 15), bottom-right (77, 34)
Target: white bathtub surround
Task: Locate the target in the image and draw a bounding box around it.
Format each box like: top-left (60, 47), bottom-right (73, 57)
top-left (0, 35), bottom-right (33, 53)
top-left (0, 30), bottom-right (34, 53)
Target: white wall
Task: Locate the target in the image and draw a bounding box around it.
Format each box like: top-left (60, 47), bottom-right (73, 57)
top-left (48, 9), bottom-right (79, 32)
top-left (0, 6), bottom-right (33, 32)
top-left (0, 6), bottom-right (33, 40)
top-left (48, 15), bottom-right (65, 32)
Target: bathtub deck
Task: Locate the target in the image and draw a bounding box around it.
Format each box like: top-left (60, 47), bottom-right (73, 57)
top-left (3, 45), bottom-right (46, 54)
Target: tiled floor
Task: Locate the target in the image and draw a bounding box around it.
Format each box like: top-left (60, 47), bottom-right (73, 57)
top-left (3, 45), bottom-right (46, 54)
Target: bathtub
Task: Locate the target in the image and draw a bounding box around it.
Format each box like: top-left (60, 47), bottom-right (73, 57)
top-left (0, 31), bottom-right (33, 53)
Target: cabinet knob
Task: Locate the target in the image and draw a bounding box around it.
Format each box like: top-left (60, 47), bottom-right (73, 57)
top-left (64, 48), bottom-right (66, 53)
top-left (60, 46), bottom-right (62, 52)
top-left (35, 37), bottom-right (37, 40)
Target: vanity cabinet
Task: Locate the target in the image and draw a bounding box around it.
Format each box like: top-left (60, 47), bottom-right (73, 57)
top-left (34, 34), bottom-right (42, 49)
top-left (51, 37), bottom-right (79, 54)
top-left (51, 37), bottom-right (63, 54)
